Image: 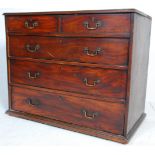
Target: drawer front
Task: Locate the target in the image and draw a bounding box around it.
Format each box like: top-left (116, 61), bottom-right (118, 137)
top-left (11, 86), bottom-right (125, 135)
top-left (62, 14), bottom-right (130, 34)
top-left (6, 15), bottom-right (57, 33)
top-left (10, 60), bottom-right (127, 99)
top-left (9, 36), bottom-right (128, 66)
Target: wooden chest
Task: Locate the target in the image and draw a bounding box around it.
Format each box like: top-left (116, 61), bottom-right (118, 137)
top-left (4, 9), bottom-right (151, 143)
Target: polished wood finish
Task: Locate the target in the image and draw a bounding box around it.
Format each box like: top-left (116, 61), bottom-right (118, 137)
top-left (10, 83), bottom-right (126, 104)
top-left (6, 110), bottom-right (146, 144)
top-left (6, 15), bottom-right (57, 33)
top-left (12, 86), bottom-right (125, 135)
top-left (9, 56), bottom-right (128, 70)
top-left (125, 13), bottom-right (152, 134)
top-left (3, 9), bottom-right (151, 19)
top-left (9, 36), bottom-right (129, 66)
top-left (8, 32), bottom-right (130, 38)
top-left (4, 9), bottom-right (151, 144)
top-left (61, 14), bottom-right (130, 34)
top-left (10, 60), bottom-right (127, 99)
top-left (6, 110), bottom-right (128, 144)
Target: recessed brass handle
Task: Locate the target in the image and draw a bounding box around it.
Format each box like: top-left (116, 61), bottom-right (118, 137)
top-left (83, 78), bottom-right (100, 87)
top-left (27, 72), bottom-right (40, 79)
top-left (83, 47), bottom-right (102, 56)
top-left (24, 19), bottom-right (39, 29)
top-left (83, 21), bottom-right (102, 30)
top-left (25, 44), bottom-right (40, 53)
top-left (81, 109), bottom-right (98, 120)
top-left (27, 98), bottom-right (40, 106)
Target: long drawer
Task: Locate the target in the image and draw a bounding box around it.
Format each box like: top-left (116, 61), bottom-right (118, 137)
top-left (9, 36), bottom-right (129, 66)
top-left (11, 86), bottom-right (125, 135)
top-left (10, 60), bottom-right (127, 99)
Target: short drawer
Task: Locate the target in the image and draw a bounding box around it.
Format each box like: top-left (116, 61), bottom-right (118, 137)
top-left (9, 36), bottom-right (129, 66)
top-left (11, 86), bottom-right (125, 135)
top-left (62, 14), bottom-right (130, 34)
top-left (6, 15), bottom-right (57, 33)
top-left (10, 60), bottom-right (127, 100)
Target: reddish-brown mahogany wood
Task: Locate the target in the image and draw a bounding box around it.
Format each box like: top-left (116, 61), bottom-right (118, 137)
top-left (61, 14), bottom-right (130, 34)
top-left (6, 15), bottom-right (57, 33)
top-left (3, 9), bottom-right (151, 19)
top-left (11, 86), bottom-right (125, 135)
top-left (10, 60), bottom-right (127, 99)
top-left (4, 9), bottom-right (151, 144)
top-left (125, 13), bottom-right (152, 134)
top-left (9, 36), bottom-right (129, 66)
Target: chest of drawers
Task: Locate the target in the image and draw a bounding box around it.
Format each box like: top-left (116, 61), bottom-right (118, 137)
top-left (4, 9), bottom-right (151, 143)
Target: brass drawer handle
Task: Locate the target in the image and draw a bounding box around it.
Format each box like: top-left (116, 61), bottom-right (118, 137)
top-left (27, 72), bottom-right (40, 79)
top-left (83, 47), bottom-right (102, 56)
top-left (83, 78), bottom-right (100, 87)
top-left (81, 109), bottom-right (98, 120)
top-left (83, 20), bottom-right (102, 30)
top-left (24, 19), bottom-right (39, 29)
top-left (27, 98), bottom-right (40, 106)
top-left (26, 44), bottom-right (40, 53)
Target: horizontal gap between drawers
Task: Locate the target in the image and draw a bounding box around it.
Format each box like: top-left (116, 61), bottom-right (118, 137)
top-left (9, 83), bottom-right (126, 104)
top-left (7, 32), bottom-right (130, 38)
top-left (8, 57), bottom-right (128, 70)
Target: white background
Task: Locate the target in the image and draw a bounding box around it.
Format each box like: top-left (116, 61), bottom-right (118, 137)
top-left (0, 0), bottom-right (155, 154)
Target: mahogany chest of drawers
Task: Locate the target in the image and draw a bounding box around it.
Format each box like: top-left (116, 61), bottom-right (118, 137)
top-left (4, 9), bottom-right (151, 143)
